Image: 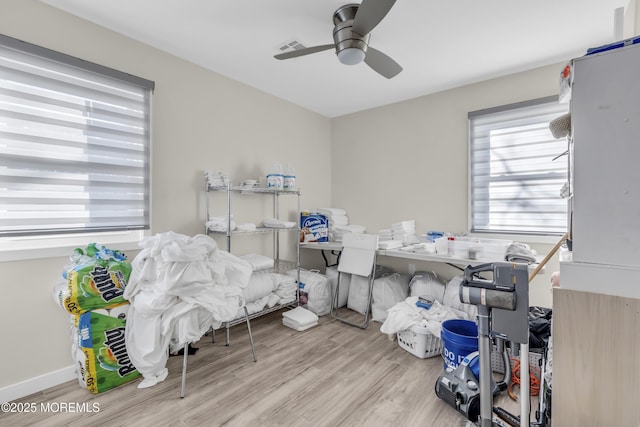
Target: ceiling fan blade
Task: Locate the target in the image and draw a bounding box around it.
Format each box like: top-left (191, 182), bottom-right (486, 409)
top-left (274, 44), bottom-right (334, 60)
top-left (364, 47), bottom-right (402, 79)
top-left (352, 0), bottom-right (397, 36)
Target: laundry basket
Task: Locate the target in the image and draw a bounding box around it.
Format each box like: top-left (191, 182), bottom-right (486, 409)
top-left (397, 324), bottom-right (442, 359)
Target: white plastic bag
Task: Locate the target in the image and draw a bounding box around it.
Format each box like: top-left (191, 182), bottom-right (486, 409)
top-left (285, 269), bottom-right (331, 316)
top-left (347, 275), bottom-right (371, 315)
top-left (325, 265), bottom-right (350, 309)
top-left (371, 273), bottom-right (411, 323)
top-left (409, 271), bottom-right (445, 303)
top-left (443, 275), bottom-right (478, 320)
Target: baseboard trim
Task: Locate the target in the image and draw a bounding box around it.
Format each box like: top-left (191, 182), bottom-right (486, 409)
top-left (0, 365), bottom-right (76, 403)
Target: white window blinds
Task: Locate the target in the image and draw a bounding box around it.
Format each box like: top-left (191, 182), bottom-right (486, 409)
top-left (0, 35), bottom-right (154, 237)
top-left (469, 97), bottom-right (569, 236)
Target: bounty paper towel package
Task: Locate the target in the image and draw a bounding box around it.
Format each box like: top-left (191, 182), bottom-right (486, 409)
top-left (62, 244), bottom-right (132, 315)
top-left (78, 309), bottom-right (139, 394)
top-left (300, 212), bottom-right (329, 243)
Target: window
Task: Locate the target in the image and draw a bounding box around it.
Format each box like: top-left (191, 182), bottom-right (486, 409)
top-left (469, 96), bottom-right (569, 236)
top-left (0, 34), bottom-right (154, 245)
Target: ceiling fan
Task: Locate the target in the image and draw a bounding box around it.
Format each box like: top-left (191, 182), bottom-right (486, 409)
top-left (274, 0), bottom-right (402, 79)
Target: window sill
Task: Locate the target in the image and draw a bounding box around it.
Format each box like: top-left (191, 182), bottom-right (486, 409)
top-left (0, 231), bottom-right (147, 262)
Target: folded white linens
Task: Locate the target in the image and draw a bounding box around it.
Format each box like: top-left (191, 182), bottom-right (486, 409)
top-left (243, 271), bottom-right (277, 302)
top-left (263, 218), bottom-right (296, 229)
top-left (283, 306), bottom-right (319, 325)
top-left (330, 215), bottom-right (349, 226)
top-left (238, 253), bottom-right (274, 271)
top-left (236, 222), bottom-right (257, 232)
top-left (206, 216), bottom-right (236, 232)
top-left (378, 240), bottom-right (404, 250)
top-left (205, 171), bottom-right (230, 188)
top-left (333, 224), bottom-right (366, 233)
top-left (283, 318), bottom-right (318, 331)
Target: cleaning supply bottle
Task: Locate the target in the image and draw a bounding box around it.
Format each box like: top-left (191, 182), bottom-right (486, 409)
top-left (283, 163), bottom-right (296, 191)
top-left (267, 161), bottom-right (284, 190)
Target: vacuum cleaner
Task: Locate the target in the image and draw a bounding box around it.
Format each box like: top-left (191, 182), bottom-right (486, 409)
top-left (435, 262), bottom-right (534, 427)
top-left (434, 339), bottom-right (511, 423)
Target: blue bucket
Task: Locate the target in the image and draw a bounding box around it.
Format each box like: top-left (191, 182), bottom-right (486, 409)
top-left (441, 319), bottom-right (479, 377)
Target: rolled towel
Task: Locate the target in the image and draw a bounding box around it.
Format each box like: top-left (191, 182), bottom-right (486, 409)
top-left (263, 218), bottom-right (296, 229)
top-left (330, 215), bottom-right (349, 226)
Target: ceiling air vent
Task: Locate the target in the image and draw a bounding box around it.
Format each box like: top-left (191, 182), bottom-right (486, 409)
top-left (277, 40), bottom-right (306, 53)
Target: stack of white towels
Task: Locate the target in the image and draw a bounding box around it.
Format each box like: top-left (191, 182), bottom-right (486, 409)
top-left (282, 306), bottom-right (319, 331)
top-left (205, 171), bottom-right (230, 189)
top-left (206, 215), bottom-right (236, 232)
top-left (377, 227), bottom-right (403, 249)
top-left (377, 228), bottom-right (394, 241)
top-left (317, 207), bottom-right (366, 242)
top-left (206, 216), bottom-right (257, 233)
top-left (375, 220), bottom-right (419, 249)
top-left (392, 220), bottom-right (420, 245)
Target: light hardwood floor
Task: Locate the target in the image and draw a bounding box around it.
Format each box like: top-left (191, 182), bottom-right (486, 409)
top-left (1, 310), bottom-right (530, 427)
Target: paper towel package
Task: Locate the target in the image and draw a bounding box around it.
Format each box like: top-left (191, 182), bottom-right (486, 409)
top-left (78, 309), bottom-right (140, 393)
top-left (300, 213), bottom-right (329, 243)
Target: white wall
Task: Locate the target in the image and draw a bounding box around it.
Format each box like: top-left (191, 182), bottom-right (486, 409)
top-left (330, 64), bottom-right (565, 308)
top-left (0, 0), bottom-right (331, 394)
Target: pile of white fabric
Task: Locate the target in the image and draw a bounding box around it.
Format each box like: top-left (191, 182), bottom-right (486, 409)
top-left (123, 231), bottom-right (253, 388)
top-left (380, 297), bottom-right (470, 339)
top-left (238, 253), bottom-right (274, 271)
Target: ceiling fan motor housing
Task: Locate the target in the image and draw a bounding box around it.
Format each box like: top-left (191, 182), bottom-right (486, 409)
top-left (332, 4), bottom-right (369, 60)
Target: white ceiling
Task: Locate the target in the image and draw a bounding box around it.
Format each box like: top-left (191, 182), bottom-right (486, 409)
top-left (40, 0), bottom-right (629, 118)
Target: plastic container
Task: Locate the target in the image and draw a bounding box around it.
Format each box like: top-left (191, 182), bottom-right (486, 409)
top-left (266, 161), bottom-right (284, 190)
top-left (447, 236), bottom-right (455, 256)
top-left (441, 319), bottom-right (479, 375)
top-left (397, 324), bottom-right (442, 359)
top-left (283, 163), bottom-right (296, 191)
top-left (559, 244), bottom-right (572, 262)
top-left (435, 236), bottom-right (512, 261)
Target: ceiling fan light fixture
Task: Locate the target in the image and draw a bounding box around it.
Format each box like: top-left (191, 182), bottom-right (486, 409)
top-left (337, 47), bottom-right (365, 65)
